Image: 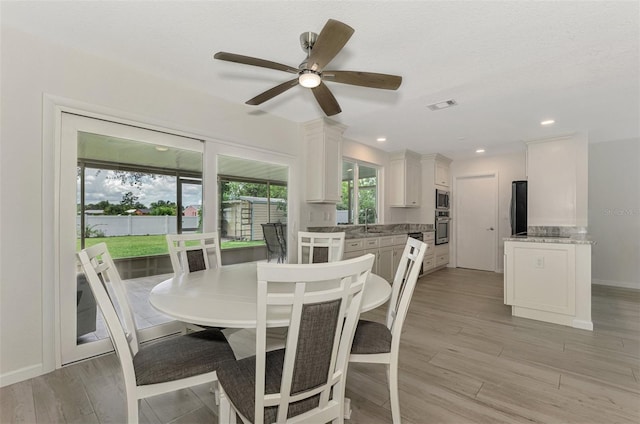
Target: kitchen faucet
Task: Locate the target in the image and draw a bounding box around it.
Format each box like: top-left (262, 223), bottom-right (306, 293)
top-left (364, 208), bottom-right (376, 233)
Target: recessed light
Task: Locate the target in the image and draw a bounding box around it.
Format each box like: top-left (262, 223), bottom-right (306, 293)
top-left (475, 148), bottom-right (485, 153)
top-left (376, 137), bottom-right (387, 142)
top-left (155, 146), bottom-right (169, 152)
top-left (540, 119), bottom-right (555, 126)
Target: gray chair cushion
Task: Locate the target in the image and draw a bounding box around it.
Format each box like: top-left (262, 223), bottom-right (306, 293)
top-left (217, 349), bottom-right (321, 424)
top-left (217, 300), bottom-right (341, 423)
top-left (186, 249), bottom-right (207, 272)
top-left (312, 247), bottom-right (329, 263)
top-left (134, 328), bottom-right (235, 385)
top-left (350, 320), bottom-right (392, 354)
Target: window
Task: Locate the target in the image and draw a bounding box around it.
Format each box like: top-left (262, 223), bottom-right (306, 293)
top-left (217, 155), bottom-right (288, 251)
top-left (77, 133), bottom-right (203, 261)
top-left (337, 160), bottom-right (378, 224)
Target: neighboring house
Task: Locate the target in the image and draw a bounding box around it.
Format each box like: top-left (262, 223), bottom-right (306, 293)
top-left (133, 208), bottom-right (150, 215)
top-left (183, 205), bottom-right (200, 217)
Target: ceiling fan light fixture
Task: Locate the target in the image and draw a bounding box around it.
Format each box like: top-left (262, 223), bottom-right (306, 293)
top-left (299, 70), bottom-right (322, 88)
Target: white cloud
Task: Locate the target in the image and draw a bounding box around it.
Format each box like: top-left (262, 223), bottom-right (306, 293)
top-left (82, 169), bottom-right (201, 207)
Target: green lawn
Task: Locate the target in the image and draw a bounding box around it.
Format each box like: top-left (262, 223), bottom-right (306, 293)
top-left (78, 235), bottom-right (265, 259)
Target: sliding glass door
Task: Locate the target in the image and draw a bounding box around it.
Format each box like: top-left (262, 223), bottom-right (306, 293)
top-left (60, 113), bottom-right (204, 365)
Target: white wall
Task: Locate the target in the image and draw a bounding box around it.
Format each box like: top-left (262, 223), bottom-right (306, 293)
top-left (589, 138), bottom-right (640, 289)
top-left (449, 151), bottom-right (527, 271)
top-left (0, 27), bottom-right (301, 385)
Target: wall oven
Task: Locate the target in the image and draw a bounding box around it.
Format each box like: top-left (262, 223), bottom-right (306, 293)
top-left (435, 210), bottom-right (450, 245)
top-left (436, 189), bottom-right (450, 210)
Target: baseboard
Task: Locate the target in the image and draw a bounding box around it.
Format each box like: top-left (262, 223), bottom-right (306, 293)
top-left (0, 363), bottom-right (43, 388)
top-left (592, 279), bottom-right (640, 290)
top-left (572, 319), bottom-right (594, 331)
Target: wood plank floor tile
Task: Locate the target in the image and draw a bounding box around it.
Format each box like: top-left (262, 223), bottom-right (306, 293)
top-left (3, 267), bottom-right (639, 423)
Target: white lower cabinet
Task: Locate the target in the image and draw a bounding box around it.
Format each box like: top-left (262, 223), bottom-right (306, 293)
top-left (422, 232), bottom-right (435, 273)
top-left (344, 234), bottom-right (408, 283)
top-left (434, 243), bottom-right (450, 268)
top-left (504, 241), bottom-right (592, 330)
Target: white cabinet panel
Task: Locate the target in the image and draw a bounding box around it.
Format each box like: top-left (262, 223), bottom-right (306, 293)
top-left (343, 235), bottom-right (408, 283)
top-left (526, 134), bottom-right (588, 226)
top-left (507, 243), bottom-right (575, 315)
top-left (504, 241), bottom-right (591, 330)
top-left (389, 150), bottom-right (421, 207)
top-left (435, 161), bottom-right (450, 187)
top-left (304, 119), bottom-right (345, 203)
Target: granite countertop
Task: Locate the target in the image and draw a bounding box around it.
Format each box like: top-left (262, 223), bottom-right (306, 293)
top-left (503, 234), bottom-right (595, 245)
top-left (307, 224), bottom-right (434, 240)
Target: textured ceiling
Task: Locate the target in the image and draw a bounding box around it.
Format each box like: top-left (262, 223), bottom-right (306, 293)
top-left (3, 1), bottom-right (638, 159)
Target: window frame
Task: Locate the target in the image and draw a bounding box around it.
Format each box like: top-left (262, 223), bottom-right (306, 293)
top-left (338, 159), bottom-right (380, 225)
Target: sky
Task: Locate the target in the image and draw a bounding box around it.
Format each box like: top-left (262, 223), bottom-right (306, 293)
top-left (82, 169), bottom-right (202, 208)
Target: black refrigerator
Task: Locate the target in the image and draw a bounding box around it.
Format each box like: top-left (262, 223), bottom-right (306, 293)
top-left (510, 180), bottom-right (528, 235)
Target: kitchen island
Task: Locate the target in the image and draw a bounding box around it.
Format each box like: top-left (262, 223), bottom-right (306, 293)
top-left (503, 233), bottom-right (595, 330)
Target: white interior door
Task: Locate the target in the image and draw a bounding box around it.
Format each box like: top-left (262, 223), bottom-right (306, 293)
top-left (455, 174), bottom-right (498, 271)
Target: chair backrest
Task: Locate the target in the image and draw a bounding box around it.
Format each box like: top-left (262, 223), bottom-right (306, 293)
top-left (77, 243), bottom-right (139, 384)
top-left (262, 223), bottom-right (287, 263)
top-left (166, 232), bottom-right (221, 274)
top-left (386, 237), bottom-right (427, 344)
top-left (297, 231), bottom-right (345, 264)
top-left (254, 254), bottom-right (374, 424)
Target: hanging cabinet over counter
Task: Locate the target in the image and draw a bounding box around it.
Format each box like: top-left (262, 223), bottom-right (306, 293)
top-left (304, 118), bottom-right (345, 204)
top-left (389, 150), bottom-right (422, 207)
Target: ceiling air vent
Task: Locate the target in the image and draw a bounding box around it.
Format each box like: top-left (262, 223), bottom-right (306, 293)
top-left (427, 99), bottom-right (458, 111)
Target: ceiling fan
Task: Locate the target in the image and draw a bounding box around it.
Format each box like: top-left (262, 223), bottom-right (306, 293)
top-left (214, 19), bottom-right (402, 116)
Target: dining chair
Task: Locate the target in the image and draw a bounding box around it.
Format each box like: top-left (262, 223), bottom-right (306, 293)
top-left (77, 242), bottom-right (236, 424)
top-left (349, 237), bottom-right (427, 424)
top-left (216, 253), bottom-right (375, 424)
top-left (297, 231), bottom-right (345, 264)
top-left (261, 223), bottom-right (287, 263)
top-left (166, 231), bottom-right (222, 274)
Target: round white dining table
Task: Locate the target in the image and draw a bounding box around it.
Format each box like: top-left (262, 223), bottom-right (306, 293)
top-left (149, 262), bottom-right (391, 328)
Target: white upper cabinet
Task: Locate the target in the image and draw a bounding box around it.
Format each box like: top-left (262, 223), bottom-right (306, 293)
top-left (304, 119), bottom-right (345, 204)
top-left (435, 160), bottom-right (450, 187)
top-left (389, 150), bottom-right (421, 207)
top-left (422, 153), bottom-right (452, 190)
top-left (526, 133), bottom-right (588, 227)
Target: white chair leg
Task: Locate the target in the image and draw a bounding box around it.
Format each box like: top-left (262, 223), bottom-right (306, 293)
top-left (218, 387), bottom-right (236, 424)
top-left (388, 362), bottom-right (401, 424)
top-left (343, 397), bottom-right (352, 419)
top-left (128, 398), bottom-right (139, 424)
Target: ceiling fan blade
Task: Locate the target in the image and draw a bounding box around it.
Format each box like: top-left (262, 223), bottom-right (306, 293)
top-left (311, 82), bottom-right (342, 116)
top-left (246, 78), bottom-right (299, 105)
top-left (214, 52), bottom-right (299, 74)
top-left (322, 70), bottom-right (402, 90)
top-left (306, 19), bottom-right (354, 71)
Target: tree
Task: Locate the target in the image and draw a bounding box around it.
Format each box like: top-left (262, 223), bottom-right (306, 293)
top-left (120, 192), bottom-right (145, 210)
top-left (150, 200), bottom-right (177, 216)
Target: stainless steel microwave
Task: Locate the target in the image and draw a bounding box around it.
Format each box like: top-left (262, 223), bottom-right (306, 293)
top-left (436, 189), bottom-right (450, 210)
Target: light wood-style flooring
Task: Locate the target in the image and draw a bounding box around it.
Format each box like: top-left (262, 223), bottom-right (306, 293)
top-left (2, 268), bottom-right (639, 423)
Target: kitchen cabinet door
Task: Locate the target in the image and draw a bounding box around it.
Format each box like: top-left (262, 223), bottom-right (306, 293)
top-left (304, 119), bottom-right (345, 203)
top-left (504, 241), bottom-right (576, 316)
top-left (389, 150), bottom-right (421, 207)
top-left (435, 161), bottom-right (450, 187)
top-left (526, 134), bottom-right (588, 226)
